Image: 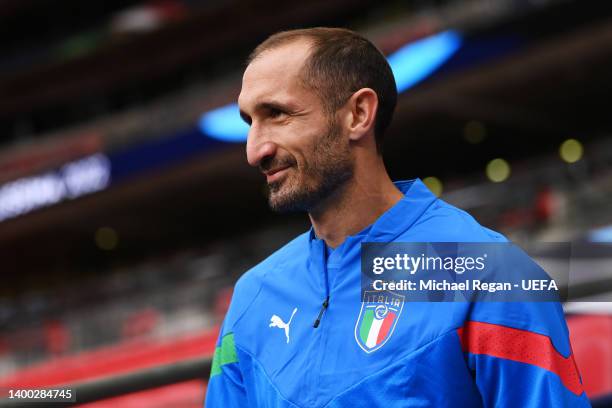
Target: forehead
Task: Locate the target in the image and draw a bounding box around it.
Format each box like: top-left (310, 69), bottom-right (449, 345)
top-left (238, 40), bottom-right (315, 109)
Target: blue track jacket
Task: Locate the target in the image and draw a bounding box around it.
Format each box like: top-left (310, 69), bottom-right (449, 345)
top-left (206, 179), bottom-right (590, 407)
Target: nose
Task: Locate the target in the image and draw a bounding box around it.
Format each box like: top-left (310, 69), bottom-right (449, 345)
top-left (246, 125), bottom-right (277, 168)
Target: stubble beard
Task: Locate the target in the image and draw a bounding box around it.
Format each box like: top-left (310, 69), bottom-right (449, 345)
top-left (267, 119), bottom-right (354, 213)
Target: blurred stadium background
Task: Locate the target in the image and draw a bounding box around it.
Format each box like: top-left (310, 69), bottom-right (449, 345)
top-left (0, 0), bottom-right (611, 406)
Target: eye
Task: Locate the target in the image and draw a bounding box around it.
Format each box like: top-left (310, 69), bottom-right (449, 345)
top-left (268, 108), bottom-right (286, 119)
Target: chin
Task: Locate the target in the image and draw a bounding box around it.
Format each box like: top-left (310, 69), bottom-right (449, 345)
top-left (268, 181), bottom-right (312, 213)
top-left (268, 190), bottom-right (299, 213)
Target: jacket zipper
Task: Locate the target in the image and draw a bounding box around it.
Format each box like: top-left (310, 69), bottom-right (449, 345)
top-left (313, 242), bottom-right (331, 328)
top-left (313, 296), bottom-right (329, 328)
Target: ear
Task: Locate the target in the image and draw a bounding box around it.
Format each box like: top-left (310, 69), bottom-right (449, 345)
top-left (343, 88), bottom-right (378, 142)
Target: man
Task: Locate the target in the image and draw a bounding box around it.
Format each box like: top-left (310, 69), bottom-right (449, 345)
top-left (205, 28), bottom-right (590, 407)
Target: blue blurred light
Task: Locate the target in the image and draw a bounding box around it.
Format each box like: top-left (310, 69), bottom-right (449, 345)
top-left (589, 225), bottom-right (612, 243)
top-left (199, 30), bottom-right (463, 143)
top-left (198, 103), bottom-right (249, 143)
top-left (388, 30), bottom-right (462, 93)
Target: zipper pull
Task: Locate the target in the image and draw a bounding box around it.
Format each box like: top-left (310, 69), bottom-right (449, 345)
top-left (313, 296), bottom-right (329, 328)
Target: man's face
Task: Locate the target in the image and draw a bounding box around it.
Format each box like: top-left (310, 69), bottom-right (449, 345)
top-left (238, 40), bottom-right (353, 212)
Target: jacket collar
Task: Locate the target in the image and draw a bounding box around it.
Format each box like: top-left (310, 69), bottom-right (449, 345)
top-left (308, 178), bottom-right (437, 248)
top-left (365, 178), bottom-right (437, 243)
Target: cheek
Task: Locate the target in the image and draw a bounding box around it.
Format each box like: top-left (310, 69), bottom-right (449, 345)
top-left (282, 115), bottom-right (333, 168)
top-left (284, 130), bottom-right (319, 167)
top-left (294, 141), bottom-right (323, 174)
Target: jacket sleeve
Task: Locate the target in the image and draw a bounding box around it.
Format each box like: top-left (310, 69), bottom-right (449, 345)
top-left (205, 267), bottom-right (264, 407)
top-left (205, 326), bottom-right (248, 407)
top-left (459, 301), bottom-right (591, 407)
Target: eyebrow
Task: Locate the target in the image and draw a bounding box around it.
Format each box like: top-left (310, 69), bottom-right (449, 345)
top-left (239, 100), bottom-right (296, 124)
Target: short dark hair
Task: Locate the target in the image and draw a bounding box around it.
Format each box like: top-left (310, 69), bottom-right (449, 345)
top-left (248, 27), bottom-right (397, 153)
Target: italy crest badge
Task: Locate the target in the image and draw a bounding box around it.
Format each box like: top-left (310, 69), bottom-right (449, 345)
top-left (354, 290), bottom-right (404, 353)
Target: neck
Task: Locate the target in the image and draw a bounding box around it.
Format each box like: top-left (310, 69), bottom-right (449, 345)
top-left (308, 159), bottom-right (403, 248)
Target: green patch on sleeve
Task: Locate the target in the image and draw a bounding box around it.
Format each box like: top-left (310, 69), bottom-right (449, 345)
top-left (210, 332), bottom-right (238, 378)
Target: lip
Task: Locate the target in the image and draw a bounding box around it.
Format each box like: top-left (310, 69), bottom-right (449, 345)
top-left (264, 166), bottom-right (291, 183)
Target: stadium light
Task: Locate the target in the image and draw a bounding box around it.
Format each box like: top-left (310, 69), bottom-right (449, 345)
top-left (463, 120), bottom-right (487, 144)
top-left (422, 176), bottom-right (443, 196)
top-left (388, 30), bottom-right (462, 93)
top-left (199, 30), bottom-right (463, 143)
top-left (486, 158), bottom-right (511, 183)
top-left (589, 225), bottom-right (612, 243)
top-left (559, 138), bottom-right (583, 163)
top-left (95, 227), bottom-right (119, 250)
top-left (198, 104), bottom-right (250, 143)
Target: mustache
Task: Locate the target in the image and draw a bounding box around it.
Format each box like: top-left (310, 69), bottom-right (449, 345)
top-left (259, 155), bottom-right (297, 173)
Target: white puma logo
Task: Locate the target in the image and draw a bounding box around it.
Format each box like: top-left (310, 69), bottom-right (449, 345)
top-left (269, 308), bottom-right (297, 343)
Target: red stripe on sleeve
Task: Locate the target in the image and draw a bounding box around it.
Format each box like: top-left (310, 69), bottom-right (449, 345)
top-left (376, 311), bottom-right (396, 345)
top-left (457, 321), bottom-right (583, 395)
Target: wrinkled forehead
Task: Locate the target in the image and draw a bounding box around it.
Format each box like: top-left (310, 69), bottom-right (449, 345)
top-left (239, 40), bottom-right (313, 108)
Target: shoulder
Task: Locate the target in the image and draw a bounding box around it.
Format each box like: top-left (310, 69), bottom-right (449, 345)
top-left (220, 230), bottom-right (310, 334)
top-left (408, 197), bottom-right (507, 242)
